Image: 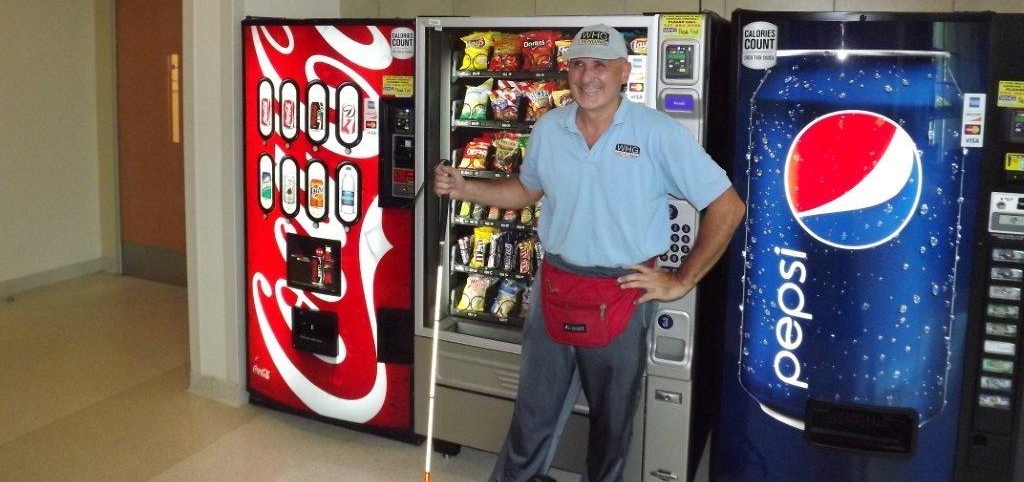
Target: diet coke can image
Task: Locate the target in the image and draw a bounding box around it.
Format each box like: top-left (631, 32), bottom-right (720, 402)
top-left (738, 48), bottom-right (972, 429)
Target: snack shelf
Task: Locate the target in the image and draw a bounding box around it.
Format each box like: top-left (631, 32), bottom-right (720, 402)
top-left (448, 306), bottom-right (524, 326)
top-left (453, 69), bottom-right (565, 81)
top-left (456, 168), bottom-right (515, 179)
top-left (451, 263), bottom-right (532, 282)
top-left (453, 118), bottom-right (535, 131)
top-left (452, 215), bottom-right (536, 232)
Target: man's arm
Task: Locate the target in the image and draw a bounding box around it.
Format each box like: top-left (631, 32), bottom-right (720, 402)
top-left (620, 187), bottom-right (745, 304)
top-left (434, 164), bottom-right (543, 209)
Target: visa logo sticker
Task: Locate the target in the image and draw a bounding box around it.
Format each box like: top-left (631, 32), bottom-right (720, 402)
top-left (962, 93), bottom-right (986, 148)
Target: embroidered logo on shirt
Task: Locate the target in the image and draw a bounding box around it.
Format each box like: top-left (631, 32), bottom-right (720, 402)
top-left (614, 143), bottom-right (641, 158)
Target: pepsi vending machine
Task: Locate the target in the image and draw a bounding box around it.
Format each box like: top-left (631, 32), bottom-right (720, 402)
top-left (716, 10), bottom-right (1024, 482)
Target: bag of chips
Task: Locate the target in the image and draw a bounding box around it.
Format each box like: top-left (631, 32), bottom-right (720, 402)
top-left (488, 80), bottom-right (522, 122)
top-left (459, 32), bottom-right (495, 71)
top-left (458, 137), bottom-right (492, 170)
top-left (459, 78), bottom-right (494, 120)
top-left (456, 274), bottom-right (497, 312)
top-left (524, 81), bottom-right (557, 121)
top-left (491, 132), bottom-right (522, 173)
top-left (491, 279), bottom-right (525, 317)
top-left (552, 89), bottom-right (573, 108)
top-left (555, 38), bottom-right (573, 72)
top-left (489, 32), bottom-right (522, 71)
top-left (521, 30), bottom-right (559, 71)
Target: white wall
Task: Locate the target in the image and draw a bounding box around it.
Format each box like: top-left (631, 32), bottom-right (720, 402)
top-left (183, 0), bottom-right (341, 405)
top-left (0, 1), bottom-right (114, 297)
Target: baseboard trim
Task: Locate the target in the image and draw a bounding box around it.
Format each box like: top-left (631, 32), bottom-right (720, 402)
top-left (0, 258), bottom-right (114, 298)
top-left (122, 243), bottom-right (187, 286)
top-left (188, 371), bottom-right (247, 407)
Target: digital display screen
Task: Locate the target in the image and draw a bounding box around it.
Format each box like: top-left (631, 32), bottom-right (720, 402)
top-left (664, 44), bottom-right (694, 80)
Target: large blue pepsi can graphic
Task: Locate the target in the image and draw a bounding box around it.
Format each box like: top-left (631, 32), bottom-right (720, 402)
top-left (738, 49), bottom-right (970, 429)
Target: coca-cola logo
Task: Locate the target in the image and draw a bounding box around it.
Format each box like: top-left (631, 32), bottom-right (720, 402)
top-left (251, 364), bottom-right (271, 380)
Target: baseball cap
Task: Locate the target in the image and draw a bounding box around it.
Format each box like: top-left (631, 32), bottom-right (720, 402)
top-left (564, 24), bottom-right (627, 60)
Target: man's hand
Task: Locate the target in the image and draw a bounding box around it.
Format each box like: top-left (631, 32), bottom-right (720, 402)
top-left (617, 264), bottom-right (693, 304)
top-left (433, 163), bottom-right (466, 199)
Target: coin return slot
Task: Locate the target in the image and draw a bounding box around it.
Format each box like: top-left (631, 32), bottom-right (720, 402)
top-left (654, 336), bottom-right (685, 362)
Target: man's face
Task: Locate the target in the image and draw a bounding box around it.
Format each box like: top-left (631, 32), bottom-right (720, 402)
top-left (567, 57), bottom-right (630, 113)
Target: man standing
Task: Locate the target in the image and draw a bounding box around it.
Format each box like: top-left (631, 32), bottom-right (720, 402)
top-left (434, 24), bottom-right (744, 482)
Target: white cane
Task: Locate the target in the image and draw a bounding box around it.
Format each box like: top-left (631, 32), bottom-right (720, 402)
top-left (423, 262), bottom-right (444, 482)
top-left (424, 162), bottom-right (452, 482)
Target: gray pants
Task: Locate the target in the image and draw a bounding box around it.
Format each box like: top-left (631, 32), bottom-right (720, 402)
top-left (489, 254), bottom-right (650, 482)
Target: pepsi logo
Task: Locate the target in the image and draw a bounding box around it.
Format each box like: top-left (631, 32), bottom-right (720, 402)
top-left (784, 110), bottom-right (921, 250)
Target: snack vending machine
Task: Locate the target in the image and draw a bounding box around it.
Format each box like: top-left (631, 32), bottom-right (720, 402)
top-left (715, 10), bottom-right (1024, 482)
top-left (242, 18), bottom-right (419, 438)
top-left (413, 14), bottom-right (730, 480)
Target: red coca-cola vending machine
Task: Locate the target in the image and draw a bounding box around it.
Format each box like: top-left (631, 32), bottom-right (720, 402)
top-left (242, 18), bottom-right (418, 439)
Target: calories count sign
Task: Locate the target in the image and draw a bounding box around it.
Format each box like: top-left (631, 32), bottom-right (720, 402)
top-left (742, 22), bottom-right (777, 70)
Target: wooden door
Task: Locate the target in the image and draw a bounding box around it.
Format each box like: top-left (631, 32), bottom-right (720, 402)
top-left (116, 0), bottom-right (185, 285)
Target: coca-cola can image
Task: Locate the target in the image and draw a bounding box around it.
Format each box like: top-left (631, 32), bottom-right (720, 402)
top-left (738, 49), bottom-right (970, 429)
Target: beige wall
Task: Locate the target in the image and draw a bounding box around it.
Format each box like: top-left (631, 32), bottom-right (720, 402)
top-left (0, 0), bottom-right (116, 297)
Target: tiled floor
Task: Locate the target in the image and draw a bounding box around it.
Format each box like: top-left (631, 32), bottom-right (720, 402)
top-left (0, 273), bottom-right (580, 481)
